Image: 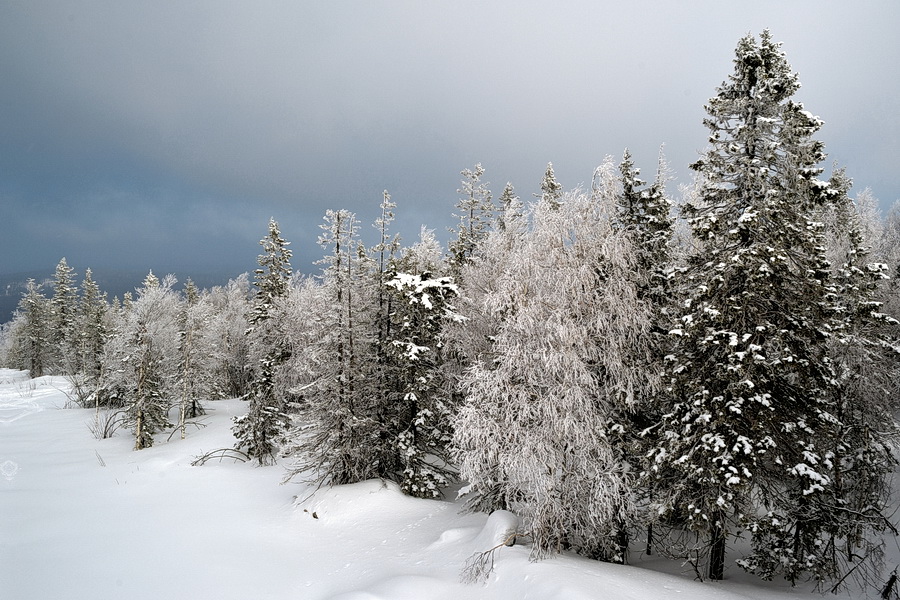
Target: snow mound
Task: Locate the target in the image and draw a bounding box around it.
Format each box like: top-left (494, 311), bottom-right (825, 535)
top-left (472, 509), bottom-right (520, 549)
top-left (328, 575), bottom-right (450, 600)
top-left (296, 479), bottom-right (423, 525)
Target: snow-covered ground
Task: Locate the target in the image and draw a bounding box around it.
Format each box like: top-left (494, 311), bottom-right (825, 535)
top-left (0, 369), bottom-right (886, 599)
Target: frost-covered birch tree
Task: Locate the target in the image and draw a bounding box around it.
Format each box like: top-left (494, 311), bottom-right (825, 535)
top-left (206, 274), bottom-right (253, 400)
top-left (175, 279), bottom-right (218, 438)
top-left (443, 181), bottom-right (527, 511)
top-left (454, 185), bottom-right (657, 560)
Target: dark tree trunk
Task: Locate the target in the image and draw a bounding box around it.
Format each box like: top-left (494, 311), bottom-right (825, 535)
top-left (709, 515), bottom-right (726, 581)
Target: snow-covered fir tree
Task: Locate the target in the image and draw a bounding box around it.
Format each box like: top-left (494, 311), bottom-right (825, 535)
top-left (49, 258), bottom-right (79, 374)
top-left (286, 209), bottom-right (381, 484)
top-left (107, 272), bottom-right (182, 450)
top-left (496, 182), bottom-right (524, 233)
top-left (76, 268), bottom-right (108, 384)
top-left (233, 219), bottom-right (293, 465)
top-left (15, 279), bottom-right (50, 378)
top-left (369, 191), bottom-right (403, 474)
top-left (383, 270), bottom-right (460, 498)
top-left (448, 163), bottom-right (493, 276)
top-left (739, 168), bottom-right (900, 586)
top-left (538, 162), bottom-right (563, 210)
top-left (646, 31), bottom-right (846, 582)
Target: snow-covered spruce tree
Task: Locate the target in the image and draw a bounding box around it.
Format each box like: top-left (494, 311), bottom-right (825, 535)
top-left (15, 279), bottom-right (50, 378)
top-left (738, 169), bottom-right (900, 587)
top-left (368, 191), bottom-right (404, 476)
top-left (496, 182), bottom-right (524, 234)
top-left (646, 31), bottom-right (843, 582)
top-left (383, 270), bottom-right (460, 498)
top-left (116, 272), bottom-right (181, 450)
top-left (448, 164), bottom-right (493, 277)
top-left (77, 268), bottom-right (108, 384)
top-left (538, 162), bottom-right (563, 210)
top-left (454, 185), bottom-right (657, 560)
top-left (233, 219), bottom-right (293, 465)
top-left (65, 267), bottom-right (110, 406)
top-left (285, 209), bottom-right (382, 484)
top-left (49, 258), bottom-right (79, 374)
top-left (615, 149), bottom-right (674, 296)
top-left (595, 152), bottom-right (677, 559)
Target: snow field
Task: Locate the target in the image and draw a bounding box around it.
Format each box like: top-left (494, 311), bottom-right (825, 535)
top-left (0, 370), bottom-right (877, 599)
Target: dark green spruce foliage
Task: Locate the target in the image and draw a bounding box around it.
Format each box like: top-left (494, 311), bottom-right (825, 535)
top-left (646, 30), bottom-right (842, 582)
top-left (738, 169), bottom-right (900, 585)
top-left (233, 218), bottom-right (293, 465)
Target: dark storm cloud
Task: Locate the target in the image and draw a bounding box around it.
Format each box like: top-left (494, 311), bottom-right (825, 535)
top-left (1, 1), bottom-right (898, 277)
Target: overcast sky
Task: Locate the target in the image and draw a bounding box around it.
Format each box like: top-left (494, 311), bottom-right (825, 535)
top-left (2, 1), bottom-right (898, 279)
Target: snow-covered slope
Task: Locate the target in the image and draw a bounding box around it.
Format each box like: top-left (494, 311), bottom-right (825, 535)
top-left (0, 370), bottom-right (881, 599)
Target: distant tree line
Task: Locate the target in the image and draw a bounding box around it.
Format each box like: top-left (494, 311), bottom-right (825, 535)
top-left (2, 31), bottom-right (899, 592)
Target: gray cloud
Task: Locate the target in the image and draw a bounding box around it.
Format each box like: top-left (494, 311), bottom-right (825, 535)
top-left (1, 1), bottom-right (898, 277)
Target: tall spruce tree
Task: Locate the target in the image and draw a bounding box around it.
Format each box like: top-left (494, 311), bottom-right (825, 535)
top-left (286, 209), bottom-right (380, 484)
top-left (646, 31), bottom-right (841, 581)
top-left (384, 271), bottom-right (459, 498)
top-left (738, 169), bottom-right (900, 586)
top-left (77, 268), bottom-right (108, 383)
top-left (16, 279), bottom-right (50, 378)
top-left (538, 162), bottom-right (563, 210)
top-left (233, 218), bottom-right (293, 464)
top-left (50, 258), bottom-right (79, 374)
top-left (448, 164), bottom-right (493, 276)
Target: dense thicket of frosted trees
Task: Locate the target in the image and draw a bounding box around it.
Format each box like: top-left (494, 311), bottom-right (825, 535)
top-left (2, 30), bottom-right (899, 592)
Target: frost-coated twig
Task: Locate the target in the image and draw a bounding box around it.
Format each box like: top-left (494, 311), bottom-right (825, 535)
top-left (191, 448), bottom-right (250, 466)
top-left (829, 552), bottom-right (871, 594)
top-left (460, 532), bottom-right (524, 585)
top-left (166, 419), bottom-right (208, 442)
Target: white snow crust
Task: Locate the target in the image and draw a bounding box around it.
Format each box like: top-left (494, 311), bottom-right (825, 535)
top-left (0, 370), bottom-right (886, 599)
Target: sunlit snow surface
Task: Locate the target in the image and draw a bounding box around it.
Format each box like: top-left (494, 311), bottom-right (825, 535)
top-left (0, 369), bottom-right (886, 599)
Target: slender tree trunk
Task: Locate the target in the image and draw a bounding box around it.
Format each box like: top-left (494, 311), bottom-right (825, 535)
top-left (709, 513), bottom-right (726, 581)
top-left (180, 326), bottom-right (193, 440)
top-left (615, 520), bottom-right (629, 564)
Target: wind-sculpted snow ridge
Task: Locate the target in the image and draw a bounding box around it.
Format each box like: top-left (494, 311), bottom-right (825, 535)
top-left (0, 372), bottom-right (874, 599)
